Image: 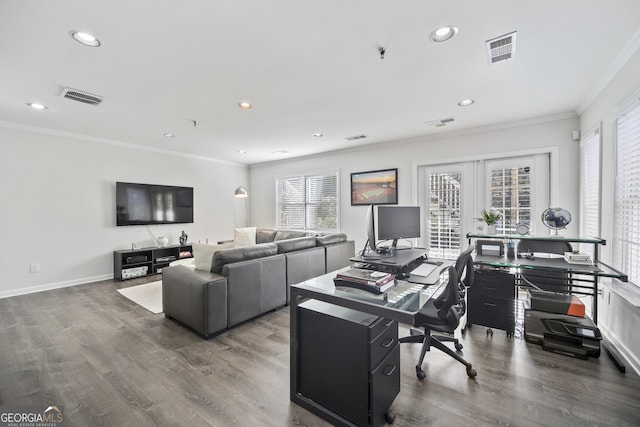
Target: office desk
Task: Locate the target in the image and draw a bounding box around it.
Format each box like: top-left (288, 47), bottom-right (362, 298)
top-left (290, 261), bottom-right (452, 427)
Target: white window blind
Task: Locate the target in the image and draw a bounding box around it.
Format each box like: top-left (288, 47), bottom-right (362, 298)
top-left (276, 172), bottom-right (338, 231)
top-left (428, 171), bottom-right (462, 259)
top-left (580, 128), bottom-right (601, 258)
top-left (614, 100), bottom-right (640, 286)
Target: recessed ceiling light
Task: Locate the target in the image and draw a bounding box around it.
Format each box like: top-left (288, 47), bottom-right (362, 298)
top-left (163, 133), bottom-right (175, 138)
top-left (71, 31), bottom-right (101, 47)
top-left (458, 99), bottom-right (475, 106)
top-left (238, 101), bottom-right (253, 109)
top-left (313, 133), bottom-right (323, 137)
top-left (429, 26), bottom-right (458, 42)
top-left (27, 102), bottom-right (47, 110)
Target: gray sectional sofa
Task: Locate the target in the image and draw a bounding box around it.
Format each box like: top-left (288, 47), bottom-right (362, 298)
top-left (162, 229), bottom-right (355, 338)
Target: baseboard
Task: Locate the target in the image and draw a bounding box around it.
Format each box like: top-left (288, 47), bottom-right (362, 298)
top-left (599, 323), bottom-right (640, 376)
top-left (0, 274), bottom-right (113, 299)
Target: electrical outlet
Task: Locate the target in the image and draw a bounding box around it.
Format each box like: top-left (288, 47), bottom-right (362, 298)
top-left (29, 263), bottom-right (40, 273)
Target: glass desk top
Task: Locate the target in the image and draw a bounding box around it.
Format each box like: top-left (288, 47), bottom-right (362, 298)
top-left (290, 261), bottom-right (453, 323)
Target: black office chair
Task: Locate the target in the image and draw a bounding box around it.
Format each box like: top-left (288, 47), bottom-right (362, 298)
top-left (399, 247), bottom-right (477, 381)
top-left (517, 239), bottom-right (573, 293)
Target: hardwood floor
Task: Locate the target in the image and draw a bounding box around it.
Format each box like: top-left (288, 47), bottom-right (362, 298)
top-left (1, 277), bottom-right (639, 426)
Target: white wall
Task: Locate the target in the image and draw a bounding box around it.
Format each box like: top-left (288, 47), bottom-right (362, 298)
top-left (0, 125), bottom-right (248, 297)
top-left (249, 115), bottom-right (580, 253)
top-left (579, 44), bottom-right (640, 373)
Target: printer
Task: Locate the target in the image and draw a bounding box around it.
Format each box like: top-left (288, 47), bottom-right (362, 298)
top-left (524, 290), bottom-right (601, 359)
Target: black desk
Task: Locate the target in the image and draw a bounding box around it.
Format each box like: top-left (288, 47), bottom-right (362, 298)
top-left (290, 261), bottom-right (452, 427)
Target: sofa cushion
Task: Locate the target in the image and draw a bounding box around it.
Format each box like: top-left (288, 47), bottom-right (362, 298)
top-left (315, 233), bottom-right (348, 246)
top-left (256, 229), bottom-right (277, 244)
top-left (234, 227), bottom-right (257, 247)
top-left (274, 229), bottom-right (308, 241)
top-left (192, 242), bottom-right (235, 271)
top-left (276, 236), bottom-right (317, 253)
top-left (211, 242), bottom-right (278, 274)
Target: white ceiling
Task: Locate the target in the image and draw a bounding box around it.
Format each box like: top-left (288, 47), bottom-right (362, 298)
top-left (2, 1), bottom-right (640, 165)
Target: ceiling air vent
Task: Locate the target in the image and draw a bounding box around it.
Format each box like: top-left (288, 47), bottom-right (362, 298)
top-left (486, 31), bottom-right (517, 64)
top-left (344, 134), bottom-right (368, 141)
top-left (425, 117), bottom-right (454, 127)
top-left (60, 87), bottom-right (103, 106)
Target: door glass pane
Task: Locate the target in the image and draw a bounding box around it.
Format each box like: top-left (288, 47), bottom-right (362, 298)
top-left (428, 172), bottom-right (461, 259)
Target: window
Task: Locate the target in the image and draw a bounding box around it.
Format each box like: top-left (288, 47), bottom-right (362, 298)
top-left (485, 155), bottom-right (548, 235)
top-left (276, 171), bottom-right (339, 231)
top-left (614, 99), bottom-right (640, 286)
top-left (580, 127), bottom-right (601, 258)
top-left (489, 165), bottom-right (531, 234)
top-left (428, 171), bottom-right (462, 259)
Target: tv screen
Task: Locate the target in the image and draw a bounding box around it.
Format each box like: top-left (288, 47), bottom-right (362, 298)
top-left (377, 206), bottom-right (421, 246)
top-left (116, 182), bottom-right (193, 226)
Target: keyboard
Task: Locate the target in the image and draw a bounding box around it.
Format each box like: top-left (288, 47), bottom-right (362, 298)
top-left (410, 263), bottom-right (438, 277)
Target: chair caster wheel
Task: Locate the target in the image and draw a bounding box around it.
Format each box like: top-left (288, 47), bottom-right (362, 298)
top-left (487, 328), bottom-right (494, 336)
top-left (455, 342), bottom-right (463, 351)
top-left (385, 410), bottom-right (396, 424)
top-left (416, 366), bottom-right (426, 381)
top-left (466, 364), bottom-right (477, 378)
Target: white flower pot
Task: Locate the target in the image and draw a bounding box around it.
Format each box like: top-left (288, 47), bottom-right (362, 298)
top-left (486, 225), bottom-right (497, 235)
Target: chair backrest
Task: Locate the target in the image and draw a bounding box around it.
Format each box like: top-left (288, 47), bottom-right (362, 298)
top-left (517, 239), bottom-right (572, 255)
top-left (437, 266), bottom-right (464, 328)
top-left (454, 245), bottom-right (474, 287)
top-left (517, 239), bottom-right (572, 293)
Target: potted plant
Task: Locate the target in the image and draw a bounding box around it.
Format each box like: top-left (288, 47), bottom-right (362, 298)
top-left (478, 209), bottom-right (501, 234)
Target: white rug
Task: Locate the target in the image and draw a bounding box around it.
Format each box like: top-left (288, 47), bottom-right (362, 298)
top-left (117, 281), bottom-right (163, 314)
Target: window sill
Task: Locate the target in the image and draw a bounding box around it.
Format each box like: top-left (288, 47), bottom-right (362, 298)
top-left (605, 279), bottom-right (640, 308)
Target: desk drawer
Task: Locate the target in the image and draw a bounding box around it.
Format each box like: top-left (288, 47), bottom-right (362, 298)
top-left (472, 269), bottom-right (514, 298)
top-left (370, 319), bottom-right (397, 369)
top-left (370, 344), bottom-right (400, 427)
top-left (468, 296), bottom-right (515, 331)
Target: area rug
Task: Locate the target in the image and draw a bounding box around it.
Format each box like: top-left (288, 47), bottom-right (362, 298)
top-left (117, 281), bottom-right (162, 314)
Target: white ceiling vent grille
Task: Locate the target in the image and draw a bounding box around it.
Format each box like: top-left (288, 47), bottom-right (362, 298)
top-left (425, 117), bottom-right (455, 127)
top-left (486, 31), bottom-right (517, 64)
top-left (344, 134), bottom-right (368, 141)
top-left (60, 87), bottom-right (103, 106)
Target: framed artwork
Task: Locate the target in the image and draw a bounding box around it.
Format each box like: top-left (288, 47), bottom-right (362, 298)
top-left (350, 168), bottom-right (398, 205)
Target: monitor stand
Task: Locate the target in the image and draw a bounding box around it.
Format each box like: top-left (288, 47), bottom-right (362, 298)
top-left (351, 247), bottom-right (427, 275)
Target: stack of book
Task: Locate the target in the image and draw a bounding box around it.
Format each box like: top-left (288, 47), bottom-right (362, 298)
top-left (334, 268), bottom-right (396, 294)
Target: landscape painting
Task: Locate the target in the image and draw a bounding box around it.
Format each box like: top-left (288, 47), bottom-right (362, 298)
top-left (350, 168), bottom-right (398, 205)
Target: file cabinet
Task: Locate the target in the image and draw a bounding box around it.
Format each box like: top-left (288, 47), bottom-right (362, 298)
top-left (297, 299), bottom-right (399, 427)
top-left (467, 268), bottom-right (516, 336)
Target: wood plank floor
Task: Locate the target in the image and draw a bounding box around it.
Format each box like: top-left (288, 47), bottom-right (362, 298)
top-left (1, 277), bottom-right (639, 426)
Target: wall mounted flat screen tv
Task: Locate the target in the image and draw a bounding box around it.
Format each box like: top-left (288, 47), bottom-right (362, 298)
top-left (116, 182), bottom-right (193, 226)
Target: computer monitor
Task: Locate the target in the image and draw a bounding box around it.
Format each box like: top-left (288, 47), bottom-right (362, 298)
top-left (361, 204), bottom-right (377, 256)
top-left (377, 206), bottom-right (421, 253)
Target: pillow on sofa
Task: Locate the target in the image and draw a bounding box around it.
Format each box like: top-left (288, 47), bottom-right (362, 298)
top-left (234, 227), bottom-right (257, 247)
top-left (192, 241), bottom-right (235, 271)
top-left (315, 233), bottom-right (347, 246)
top-left (256, 229), bottom-right (277, 244)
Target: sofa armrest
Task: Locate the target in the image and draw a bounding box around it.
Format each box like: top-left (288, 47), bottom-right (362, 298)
top-left (162, 265), bottom-right (228, 338)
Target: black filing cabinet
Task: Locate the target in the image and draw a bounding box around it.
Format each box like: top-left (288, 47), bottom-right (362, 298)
top-left (298, 300), bottom-right (399, 427)
top-left (468, 268), bottom-right (516, 335)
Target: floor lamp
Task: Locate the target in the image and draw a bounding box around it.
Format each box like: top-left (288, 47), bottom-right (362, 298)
top-left (235, 186), bottom-right (248, 227)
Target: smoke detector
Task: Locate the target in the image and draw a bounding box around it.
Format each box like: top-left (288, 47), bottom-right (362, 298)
top-left (486, 31), bottom-right (517, 64)
top-left (60, 87), bottom-right (103, 106)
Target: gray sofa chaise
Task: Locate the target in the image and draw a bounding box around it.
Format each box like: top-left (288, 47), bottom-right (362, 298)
top-left (162, 229), bottom-right (355, 338)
